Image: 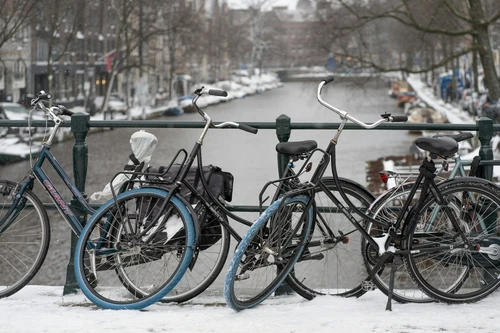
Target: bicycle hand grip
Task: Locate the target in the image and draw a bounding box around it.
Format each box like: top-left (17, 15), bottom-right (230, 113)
top-left (390, 115), bottom-right (408, 122)
top-left (58, 105), bottom-right (74, 117)
top-left (322, 76), bottom-right (335, 85)
top-left (208, 89), bottom-right (228, 97)
top-left (38, 91), bottom-right (52, 101)
top-left (239, 123), bottom-right (258, 134)
top-left (31, 90), bottom-right (52, 106)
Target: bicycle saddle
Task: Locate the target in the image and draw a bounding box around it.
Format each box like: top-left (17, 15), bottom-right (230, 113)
top-left (432, 132), bottom-right (473, 142)
top-left (415, 136), bottom-right (458, 158)
top-left (276, 140), bottom-right (317, 155)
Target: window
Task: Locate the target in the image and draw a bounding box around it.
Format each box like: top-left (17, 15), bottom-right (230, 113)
top-left (14, 60), bottom-right (25, 79)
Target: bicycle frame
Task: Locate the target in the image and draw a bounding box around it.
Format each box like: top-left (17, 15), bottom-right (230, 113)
top-left (0, 142), bottom-right (94, 237)
top-left (0, 98), bottom-right (92, 237)
top-left (376, 153), bottom-right (490, 233)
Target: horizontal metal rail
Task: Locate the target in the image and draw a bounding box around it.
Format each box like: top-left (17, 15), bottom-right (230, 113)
top-left (2, 119), bottom-right (500, 131)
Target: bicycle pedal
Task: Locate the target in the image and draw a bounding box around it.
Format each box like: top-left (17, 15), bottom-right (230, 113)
top-left (86, 273), bottom-right (98, 288)
top-left (298, 253), bottom-right (324, 262)
top-left (235, 273), bottom-right (250, 281)
top-left (361, 280), bottom-right (376, 291)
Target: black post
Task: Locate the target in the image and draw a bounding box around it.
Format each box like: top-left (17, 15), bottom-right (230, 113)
top-left (477, 117), bottom-right (494, 180)
top-left (63, 112), bottom-right (89, 295)
top-left (276, 114), bottom-right (291, 177)
top-left (275, 114), bottom-right (293, 295)
top-left (476, 117), bottom-right (496, 282)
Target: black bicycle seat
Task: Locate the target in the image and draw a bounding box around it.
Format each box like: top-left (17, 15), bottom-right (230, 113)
top-left (415, 136), bottom-right (458, 158)
top-left (276, 140), bottom-right (318, 155)
top-left (432, 132), bottom-right (473, 142)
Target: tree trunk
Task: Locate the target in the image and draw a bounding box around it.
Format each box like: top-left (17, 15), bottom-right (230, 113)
top-left (469, 0), bottom-right (500, 100)
top-left (472, 47), bottom-right (479, 92)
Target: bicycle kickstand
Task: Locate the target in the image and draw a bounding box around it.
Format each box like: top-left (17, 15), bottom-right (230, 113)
top-left (385, 254), bottom-right (402, 311)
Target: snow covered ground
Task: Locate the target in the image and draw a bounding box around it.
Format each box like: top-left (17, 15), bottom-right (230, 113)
top-left (406, 75), bottom-right (475, 125)
top-left (3, 285), bottom-right (500, 333)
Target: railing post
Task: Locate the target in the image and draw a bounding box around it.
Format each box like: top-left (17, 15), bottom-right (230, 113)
top-left (477, 117), bottom-right (494, 181)
top-left (275, 114), bottom-right (293, 295)
top-left (276, 114), bottom-right (291, 177)
top-left (63, 112), bottom-right (89, 295)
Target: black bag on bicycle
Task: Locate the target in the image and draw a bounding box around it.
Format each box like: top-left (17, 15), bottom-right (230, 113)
top-left (141, 163), bottom-right (233, 250)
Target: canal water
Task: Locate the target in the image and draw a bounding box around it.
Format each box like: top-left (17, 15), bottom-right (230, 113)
top-left (0, 78), bottom-right (414, 286)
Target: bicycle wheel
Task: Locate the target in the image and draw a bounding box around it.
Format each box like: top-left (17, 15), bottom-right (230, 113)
top-left (0, 180), bottom-right (50, 299)
top-left (364, 182), bottom-right (434, 303)
top-left (404, 179), bottom-right (500, 303)
top-left (224, 195), bottom-right (313, 311)
top-left (160, 210), bottom-right (230, 303)
top-left (74, 188), bottom-right (195, 310)
top-left (286, 178), bottom-right (374, 299)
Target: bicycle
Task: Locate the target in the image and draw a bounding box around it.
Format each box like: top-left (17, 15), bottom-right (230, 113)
top-left (74, 86), bottom-right (376, 309)
top-left (0, 91), bottom-right (196, 310)
top-left (363, 133), bottom-right (492, 304)
top-left (225, 76), bottom-right (500, 311)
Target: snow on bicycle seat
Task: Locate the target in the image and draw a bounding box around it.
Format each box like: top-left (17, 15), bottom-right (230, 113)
top-left (276, 140), bottom-right (317, 155)
top-left (415, 136), bottom-right (458, 158)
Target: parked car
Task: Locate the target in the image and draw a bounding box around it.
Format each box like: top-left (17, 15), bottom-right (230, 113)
top-left (93, 94), bottom-right (127, 114)
top-left (0, 102), bottom-right (44, 136)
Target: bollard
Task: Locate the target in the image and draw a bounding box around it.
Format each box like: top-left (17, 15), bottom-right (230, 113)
top-left (63, 112), bottom-right (89, 295)
top-left (477, 117), bottom-right (494, 181)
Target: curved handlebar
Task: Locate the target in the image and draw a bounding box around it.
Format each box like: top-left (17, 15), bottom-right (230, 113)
top-left (30, 91), bottom-right (75, 121)
top-left (191, 86), bottom-right (258, 136)
top-left (317, 77), bottom-right (407, 129)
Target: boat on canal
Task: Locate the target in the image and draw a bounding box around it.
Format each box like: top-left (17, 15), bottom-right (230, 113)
top-left (0, 134), bottom-right (42, 164)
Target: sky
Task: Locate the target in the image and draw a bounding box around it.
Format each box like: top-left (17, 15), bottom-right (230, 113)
top-left (2, 285), bottom-right (499, 333)
top-left (226, 0), bottom-right (297, 10)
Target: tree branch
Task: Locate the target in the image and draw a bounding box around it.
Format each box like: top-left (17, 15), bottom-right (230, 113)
top-left (443, 0), bottom-right (472, 23)
top-left (335, 46), bottom-right (475, 74)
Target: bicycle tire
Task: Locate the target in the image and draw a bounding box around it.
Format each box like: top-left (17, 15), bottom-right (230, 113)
top-left (74, 188), bottom-right (195, 310)
top-left (286, 178), bottom-right (374, 299)
top-left (0, 180), bottom-right (50, 299)
top-left (224, 195), bottom-right (314, 311)
top-left (160, 211), bottom-right (230, 303)
top-left (404, 178), bottom-right (500, 303)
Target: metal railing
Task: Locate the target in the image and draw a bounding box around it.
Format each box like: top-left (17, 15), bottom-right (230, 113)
top-left (0, 115), bottom-right (499, 294)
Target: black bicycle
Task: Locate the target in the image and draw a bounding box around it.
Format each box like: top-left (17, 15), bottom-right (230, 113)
top-left (225, 76), bottom-right (500, 311)
top-left (76, 86), bottom-right (377, 306)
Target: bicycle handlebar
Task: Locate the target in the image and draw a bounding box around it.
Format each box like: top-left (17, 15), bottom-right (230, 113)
top-left (31, 91), bottom-right (74, 121)
top-left (192, 86), bottom-right (258, 135)
top-left (30, 90), bottom-right (52, 106)
top-left (318, 77), bottom-right (407, 128)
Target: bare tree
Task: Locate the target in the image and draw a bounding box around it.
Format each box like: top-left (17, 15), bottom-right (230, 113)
top-left (227, 0), bottom-right (286, 74)
top-left (0, 0), bottom-right (36, 51)
top-left (316, 0), bottom-right (500, 100)
top-left (33, 0), bottom-right (79, 100)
